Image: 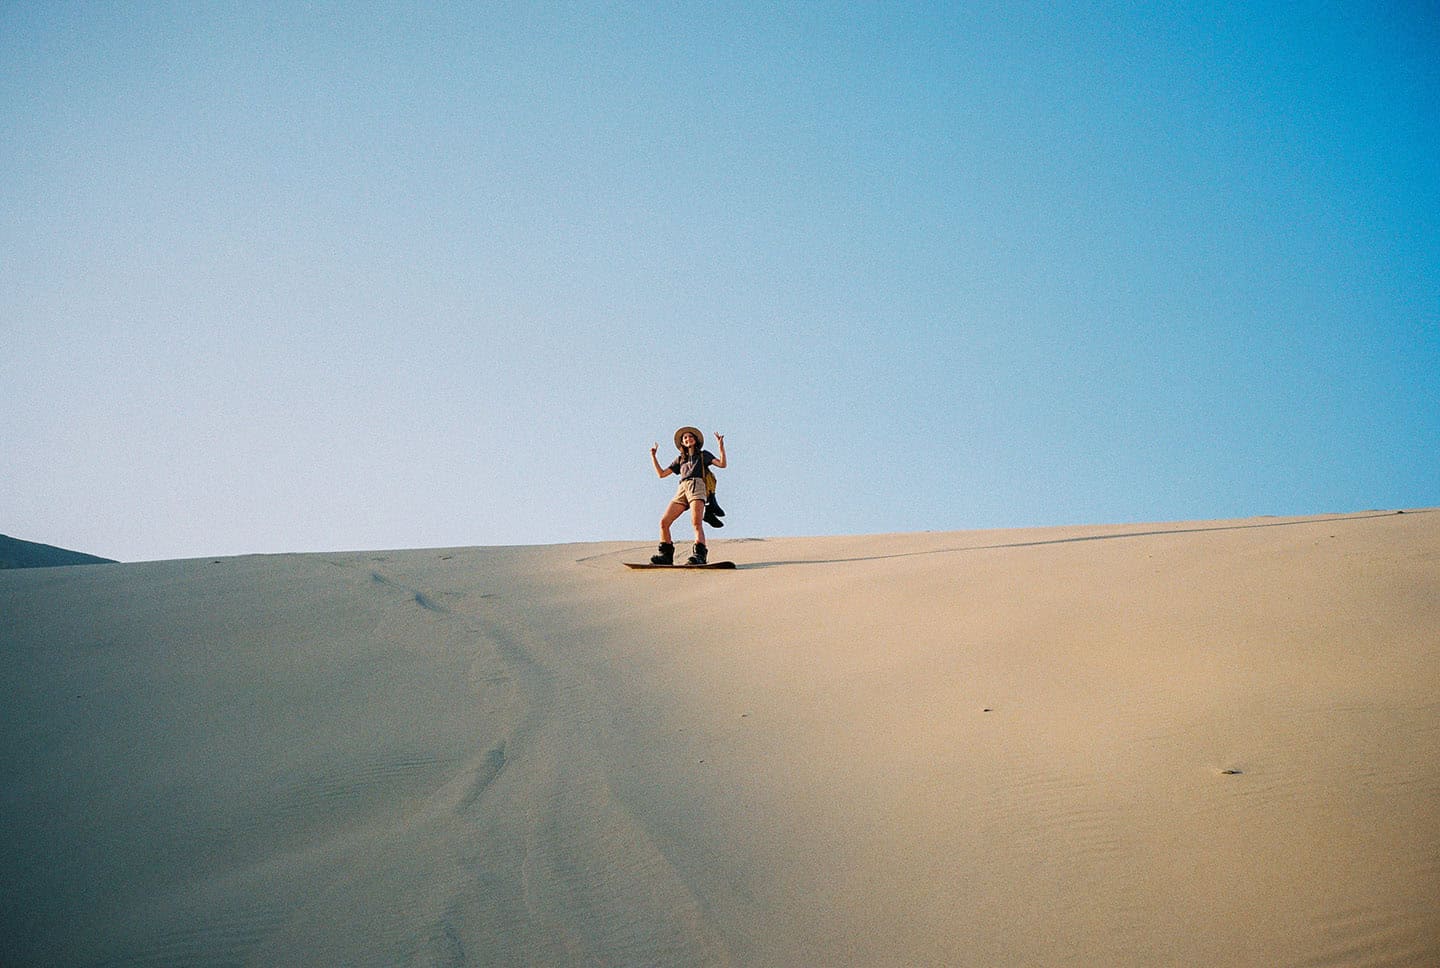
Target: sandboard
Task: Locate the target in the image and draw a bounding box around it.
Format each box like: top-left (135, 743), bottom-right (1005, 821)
top-left (624, 561), bottom-right (736, 570)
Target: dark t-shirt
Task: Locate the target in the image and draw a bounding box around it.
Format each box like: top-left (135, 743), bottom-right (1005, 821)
top-left (668, 449), bottom-right (714, 482)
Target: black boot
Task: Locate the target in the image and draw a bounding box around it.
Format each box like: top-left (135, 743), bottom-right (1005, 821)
top-left (649, 542), bottom-right (675, 565)
top-left (703, 496), bottom-right (725, 528)
top-left (686, 542), bottom-right (708, 566)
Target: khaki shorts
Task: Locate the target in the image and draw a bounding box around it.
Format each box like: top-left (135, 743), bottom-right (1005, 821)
top-left (672, 478), bottom-right (708, 506)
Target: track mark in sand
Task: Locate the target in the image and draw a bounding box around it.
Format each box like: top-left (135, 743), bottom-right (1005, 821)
top-left (746, 509), bottom-right (1426, 568)
top-left (448, 601), bottom-right (732, 964)
top-left (420, 918), bottom-right (468, 968)
top-left (573, 545), bottom-right (644, 568)
top-left (460, 744), bottom-right (508, 811)
top-left (520, 775), bottom-right (735, 967)
top-left (370, 571), bottom-right (452, 615)
top-left (413, 590), bottom-right (448, 613)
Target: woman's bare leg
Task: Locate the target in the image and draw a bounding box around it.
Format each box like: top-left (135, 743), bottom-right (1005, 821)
top-left (660, 501), bottom-right (688, 543)
top-left (689, 499), bottom-right (707, 544)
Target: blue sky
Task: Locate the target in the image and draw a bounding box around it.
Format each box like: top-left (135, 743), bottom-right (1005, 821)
top-left (3, 1), bottom-right (1436, 562)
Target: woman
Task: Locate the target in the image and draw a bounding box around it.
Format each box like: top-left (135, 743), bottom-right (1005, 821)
top-left (649, 426), bottom-right (726, 564)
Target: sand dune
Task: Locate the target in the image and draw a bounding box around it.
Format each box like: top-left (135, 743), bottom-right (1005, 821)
top-left (2, 511), bottom-right (1437, 966)
top-left (0, 533), bottom-right (115, 569)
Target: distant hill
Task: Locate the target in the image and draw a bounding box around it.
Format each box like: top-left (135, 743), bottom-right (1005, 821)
top-left (0, 534), bottom-right (116, 569)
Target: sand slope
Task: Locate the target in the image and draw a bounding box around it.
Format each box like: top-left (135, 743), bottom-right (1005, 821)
top-left (2, 511), bottom-right (1437, 966)
top-left (0, 533), bottom-right (115, 569)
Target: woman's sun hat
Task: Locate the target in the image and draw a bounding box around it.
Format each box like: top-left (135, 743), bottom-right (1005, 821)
top-left (674, 426), bottom-right (704, 449)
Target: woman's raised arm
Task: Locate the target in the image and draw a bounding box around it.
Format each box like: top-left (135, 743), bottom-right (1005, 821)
top-left (651, 443), bottom-right (673, 478)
